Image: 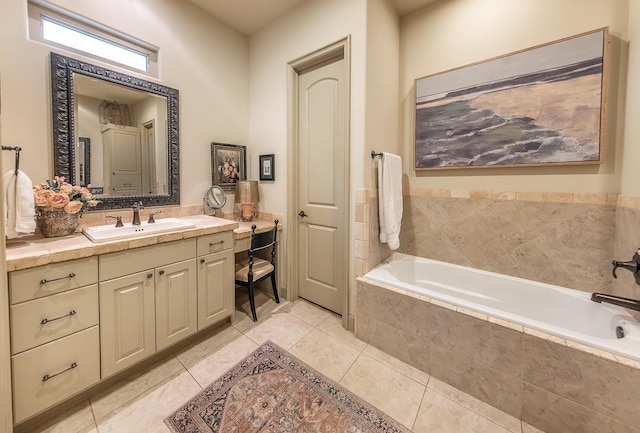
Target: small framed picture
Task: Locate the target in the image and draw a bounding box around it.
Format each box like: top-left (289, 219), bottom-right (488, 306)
top-left (259, 154), bottom-right (275, 181)
top-left (211, 142), bottom-right (246, 190)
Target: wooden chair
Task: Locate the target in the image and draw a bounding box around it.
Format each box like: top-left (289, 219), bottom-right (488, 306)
top-left (234, 220), bottom-right (280, 321)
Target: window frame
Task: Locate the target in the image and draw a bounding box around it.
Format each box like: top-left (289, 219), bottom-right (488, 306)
top-left (28, 0), bottom-right (158, 77)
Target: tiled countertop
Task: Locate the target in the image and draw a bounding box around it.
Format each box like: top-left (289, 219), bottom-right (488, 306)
top-left (5, 216), bottom-right (282, 272)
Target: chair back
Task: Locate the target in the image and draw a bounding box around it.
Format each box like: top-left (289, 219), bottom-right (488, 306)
top-left (249, 220), bottom-right (278, 254)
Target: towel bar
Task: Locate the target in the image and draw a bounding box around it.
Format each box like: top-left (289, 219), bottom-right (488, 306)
top-left (2, 145), bottom-right (22, 175)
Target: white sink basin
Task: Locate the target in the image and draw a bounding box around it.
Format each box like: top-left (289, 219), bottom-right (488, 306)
top-left (83, 218), bottom-right (196, 242)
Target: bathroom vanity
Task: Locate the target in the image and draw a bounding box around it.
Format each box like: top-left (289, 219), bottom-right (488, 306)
top-left (4, 215), bottom-right (263, 424)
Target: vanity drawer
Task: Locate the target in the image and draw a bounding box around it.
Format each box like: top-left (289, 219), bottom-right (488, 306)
top-left (197, 231), bottom-right (233, 256)
top-left (12, 326), bottom-right (100, 423)
top-left (9, 257), bottom-right (98, 304)
top-left (100, 238), bottom-right (196, 280)
top-left (10, 284), bottom-right (99, 355)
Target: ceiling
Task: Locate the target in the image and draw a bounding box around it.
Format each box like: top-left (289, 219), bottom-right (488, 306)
top-left (184, 0), bottom-right (438, 35)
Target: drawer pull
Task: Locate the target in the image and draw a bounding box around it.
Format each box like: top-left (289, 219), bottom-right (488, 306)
top-left (42, 362), bottom-right (78, 382)
top-left (40, 310), bottom-right (77, 325)
top-left (40, 273), bottom-right (76, 285)
top-left (209, 240), bottom-right (225, 247)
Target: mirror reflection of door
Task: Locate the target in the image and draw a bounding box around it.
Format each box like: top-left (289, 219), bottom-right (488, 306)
top-left (74, 74), bottom-right (168, 197)
top-left (77, 137), bottom-right (90, 186)
top-left (142, 121), bottom-right (157, 195)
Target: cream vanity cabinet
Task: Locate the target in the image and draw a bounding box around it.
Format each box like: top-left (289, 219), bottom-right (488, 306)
top-left (8, 257), bottom-right (100, 424)
top-left (99, 239), bottom-right (197, 378)
top-left (197, 231), bottom-right (234, 329)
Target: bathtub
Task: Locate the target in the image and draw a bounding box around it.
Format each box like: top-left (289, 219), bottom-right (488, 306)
top-left (363, 252), bottom-right (640, 362)
top-left (358, 253), bottom-right (640, 431)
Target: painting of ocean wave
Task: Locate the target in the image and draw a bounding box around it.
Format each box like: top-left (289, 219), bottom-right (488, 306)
top-left (414, 28), bottom-right (606, 169)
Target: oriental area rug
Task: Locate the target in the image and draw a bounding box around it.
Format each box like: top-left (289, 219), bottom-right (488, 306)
top-left (165, 341), bottom-right (410, 433)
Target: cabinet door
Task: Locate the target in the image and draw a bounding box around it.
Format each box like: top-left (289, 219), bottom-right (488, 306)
top-left (197, 249), bottom-right (234, 330)
top-left (100, 271), bottom-right (155, 378)
top-left (155, 259), bottom-right (197, 351)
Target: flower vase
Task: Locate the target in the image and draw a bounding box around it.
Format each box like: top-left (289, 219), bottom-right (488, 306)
top-left (36, 207), bottom-right (79, 238)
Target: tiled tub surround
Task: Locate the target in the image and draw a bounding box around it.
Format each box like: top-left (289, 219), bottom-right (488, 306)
top-left (354, 188), bottom-right (618, 295)
top-left (356, 277), bottom-right (640, 433)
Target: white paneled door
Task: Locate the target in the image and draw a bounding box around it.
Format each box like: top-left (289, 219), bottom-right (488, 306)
top-left (296, 53), bottom-right (348, 314)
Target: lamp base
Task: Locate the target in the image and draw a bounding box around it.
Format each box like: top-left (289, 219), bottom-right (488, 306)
top-left (238, 203), bottom-right (257, 222)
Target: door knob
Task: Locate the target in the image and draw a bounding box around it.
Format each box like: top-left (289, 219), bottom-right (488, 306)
top-left (298, 211), bottom-right (308, 218)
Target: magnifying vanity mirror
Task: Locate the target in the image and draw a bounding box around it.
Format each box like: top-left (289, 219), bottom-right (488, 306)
top-left (203, 185), bottom-right (227, 215)
top-left (50, 52), bottom-right (180, 210)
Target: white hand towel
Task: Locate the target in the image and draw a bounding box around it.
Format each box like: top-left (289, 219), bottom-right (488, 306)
top-left (4, 169), bottom-right (36, 239)
top-left (15, 170), bottom-right (36, 233)
top-left (377, 152), bottom-right (403, 250)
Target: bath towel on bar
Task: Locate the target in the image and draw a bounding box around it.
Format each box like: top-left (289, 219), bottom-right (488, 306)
top-left (377, 152), bottom-right (403, 250)
top-left (4, 169), bottom-right (36, 239)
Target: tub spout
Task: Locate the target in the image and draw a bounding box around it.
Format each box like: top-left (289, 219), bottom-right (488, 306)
top-left (591, 292), bottom-right (640, 313)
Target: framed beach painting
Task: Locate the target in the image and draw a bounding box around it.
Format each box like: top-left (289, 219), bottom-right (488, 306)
top-left (211, 142), bottom-right (246, 190)
top-left (414, 28), bottom-right (608, 170)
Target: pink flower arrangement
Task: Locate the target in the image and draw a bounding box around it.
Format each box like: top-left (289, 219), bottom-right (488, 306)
top-left (33, 176), bottom-right (100, 214)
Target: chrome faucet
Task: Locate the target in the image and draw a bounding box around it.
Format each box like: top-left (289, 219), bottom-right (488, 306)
top-left (132, 201), bottom-right (143, 225)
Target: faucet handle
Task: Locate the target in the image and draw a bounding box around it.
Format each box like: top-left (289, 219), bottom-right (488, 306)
top-left (148, 211), bottom-right (162, 224)
top-left (132, 201), bottom-right (144, 210)
top-left (106, 215), bottom-right (123, 227)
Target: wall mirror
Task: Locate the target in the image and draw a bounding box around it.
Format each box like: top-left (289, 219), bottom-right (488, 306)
top-left (50, 52), bottom-right (180, 210)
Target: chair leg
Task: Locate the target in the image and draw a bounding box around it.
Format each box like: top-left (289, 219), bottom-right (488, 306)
top-left (247, 280), bottom-right (258, 322)
top-left (270, 271), bottom-right (280, 304)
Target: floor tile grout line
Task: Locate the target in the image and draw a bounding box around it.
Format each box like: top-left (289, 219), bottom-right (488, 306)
top-left (409, 384), bottom-right (429, 432)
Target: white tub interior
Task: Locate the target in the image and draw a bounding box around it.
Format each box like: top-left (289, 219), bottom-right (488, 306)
top-left (364, 252), bottom-right (640, 361)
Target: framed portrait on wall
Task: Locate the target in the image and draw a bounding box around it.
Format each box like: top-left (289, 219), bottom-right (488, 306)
top-left (211, 142), bottom-right (246, 190)
top-left (259, 154), bottom-right (274, 181)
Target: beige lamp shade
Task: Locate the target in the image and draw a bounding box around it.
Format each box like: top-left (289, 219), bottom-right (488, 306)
top-left (234, 180), bottom-right (260, 204)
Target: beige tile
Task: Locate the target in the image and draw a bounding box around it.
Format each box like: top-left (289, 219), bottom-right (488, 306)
top-left (243, 312), bottom-right (314, 348)
top-left (30, 400), bottom-right (96, 433)
top-left (95, 370), bottom-right (200, 433)
top-left (187, 335), bottom-right (258, 387)
top-left (413, 388), bottom-right (513, 433)
top-left (91, 356), bottom-right (185, 420)
top-left (340, 353), bottom-right (425, 428)
top-left (176, 323), bottom-right (241, 367)
top-left (430, 305), bottom-right (523, 378)
top-left (523, 334), bottom-right (640, 427)
top-left (363, 344), bottom-right (430, 386)
top-left (522, 422), bottom-right (546, 433)
top-left (430, 344), bottom-right (523, 418)
top-left (289, 328), bottom-right (361, 382)
top-left (284, 299), bottom-right (334, 327)
top-left (427, 377), bottom-right (521, 433)
top-left (521, 383), bottom-right (640, 433)
top-left (316, 314), bottom-right (367, 352)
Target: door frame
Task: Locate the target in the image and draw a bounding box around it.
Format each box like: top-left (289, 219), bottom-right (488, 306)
top-left (286, 37), bottom-right (351, 330)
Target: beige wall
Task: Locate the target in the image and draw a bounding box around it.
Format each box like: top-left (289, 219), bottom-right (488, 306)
top-left (399, 0), bottom-right (630, 194)
top-left (621, 0), bottom-right (640, 195)
top-left (0, 0), bottom-right (250, 207)
top-left (248, 0), bottom-right (399, 317)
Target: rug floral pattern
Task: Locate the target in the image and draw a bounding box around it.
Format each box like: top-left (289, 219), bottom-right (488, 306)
top-left (165, 341), bottom-right (410, 433)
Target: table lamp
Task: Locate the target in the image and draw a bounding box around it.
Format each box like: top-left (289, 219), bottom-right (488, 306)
top-left (234, 180), bottom-right (260, 221)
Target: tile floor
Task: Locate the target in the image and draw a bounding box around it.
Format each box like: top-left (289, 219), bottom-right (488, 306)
top-left (27, 291), bottom-right (547, 433)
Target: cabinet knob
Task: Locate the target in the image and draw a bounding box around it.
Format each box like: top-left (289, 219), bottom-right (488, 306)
top-left (147, 273), bottom-right (153, 279)
top-left (158, 270), bottom-right (165, 276)
top-left (200, 258), bottom-right (205, 264)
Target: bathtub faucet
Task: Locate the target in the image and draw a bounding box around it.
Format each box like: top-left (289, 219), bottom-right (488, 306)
top-left (611, 248), bottom-right (640, 285)
top-left (591, 292), bottom-right (640, 313)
